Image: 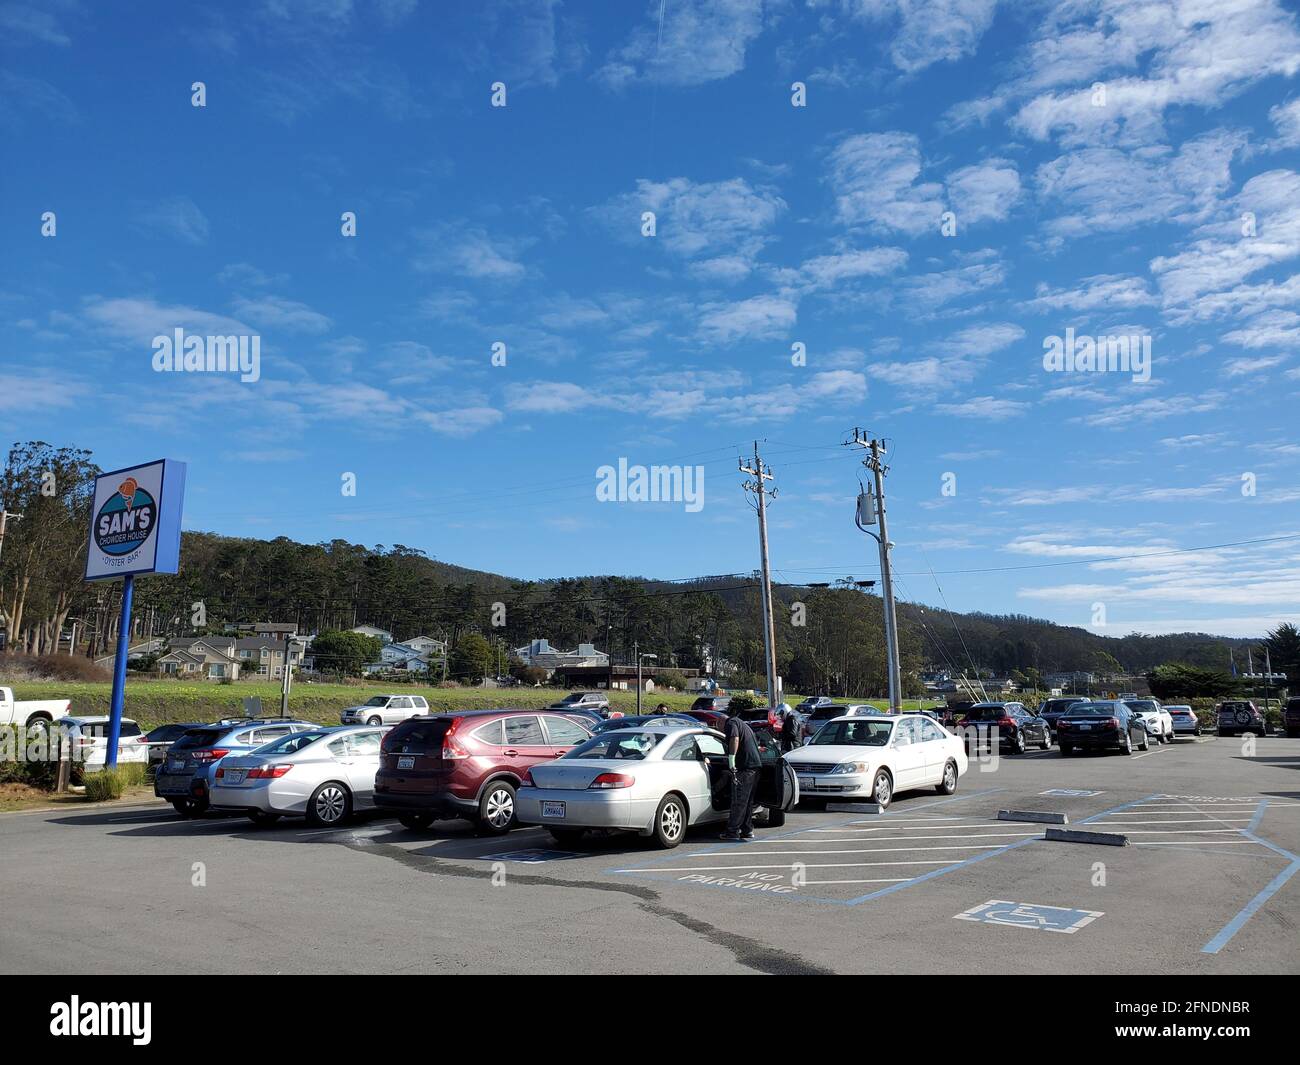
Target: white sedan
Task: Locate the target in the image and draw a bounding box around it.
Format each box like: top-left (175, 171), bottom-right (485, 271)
top-left (1123, 699), bottom-right (1174, 744)
top-left (515, 725), bottom-right (799, 848)
top-left (210, 725), bottom-right (387, 827)
top-left (783, 713), bottom-right (968, 810)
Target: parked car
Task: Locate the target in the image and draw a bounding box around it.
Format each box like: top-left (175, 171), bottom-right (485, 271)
top-left (339, 694), bottom-right (430, 726)
top-left (516, 724), bottom-right (800, 848)
top-left (558, 708), bottom-right (605, 729)
top-left (1056, 701), bottom-right (1149, 755)
top-left (154, 719), bottom-right (318, 816)
top-left (547, 692), bottom-right (610, 715)
top-left (784, 713), bottom-right (968, 811)
top-left (1283, 697), bottom-right (1300, 739)
top-left (137, 721), bottom-right (207, 777)
top-left (795, 696), bottom-right (834, 713)
top-left (62, 716), bottom-right (150, 771)
top-left (802, 702), bottom-right (882, 740)
top-left (210, 725), bottom-right (387, 827)
top-left (1123, 699), bottom-right (1174, 744)
top-left (0, 685), bottom-right (70, 730)
top-left (1216, 700), bottom-right (1269, 737)
top-left (373, 709), bottom-right (593, 833)
top-left (588, 713), bottom-right (698, 735)
top-left (1037, 697), bottom-right (1087, 735)
top-left (956, 702), bottom-right (1052, 754)
top-left (686, 695), bottom-right (732, 727)
top-left (1165, 705), bottom-right (1200, 736)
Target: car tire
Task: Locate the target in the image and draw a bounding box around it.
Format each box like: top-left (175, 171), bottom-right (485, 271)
top-left (398, 813), bottom-right (434, 830)
top-left (765, 808), bottom-right (787, 828)
top-left (936, 759), bottom-right (958, 795)
top-left (1039, 731), bottom-right (1051, 751)
top-left (476, 781), bottom-right (517, 835)
top-left (306, 782), bottom-right (352, 826)
top-left (366, 716), bottom-right (383, 726)
top-left (1012, 731), bottom-right (1026, 755)
top-left (871, 768), bottom-right (893, 810)
top-left (652, 793), bottom-right (687, 849)
top-left (547, 827), bottom-right (586, 845)
top-left (1121, 731), bottom-right (1133, 755)
top-left (246, 810), bottom-right (281, 828)
top-left (171, 798), bottom-right (206, 818)
top-left (1138, 730), bottom-right (1149, 751)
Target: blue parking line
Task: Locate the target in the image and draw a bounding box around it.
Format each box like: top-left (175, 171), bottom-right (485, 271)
top-left (1201, 799), bottom-right (1300, 954)
top-left (1247, 798), bottom-right (1269, 833)
top-left (843, 793), bottom-right (1165, 906)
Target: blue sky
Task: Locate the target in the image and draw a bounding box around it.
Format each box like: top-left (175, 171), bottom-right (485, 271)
top-left (3, 0), bottom-right (1300, 638)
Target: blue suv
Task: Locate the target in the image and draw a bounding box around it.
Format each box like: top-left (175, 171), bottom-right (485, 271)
top-left (155, 719), bottom-right (317, 816)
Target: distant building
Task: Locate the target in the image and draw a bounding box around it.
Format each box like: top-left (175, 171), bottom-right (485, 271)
top-left (513, 639), bottom-right (609, 675)
top-left (351, 624), bottom-right (394, 644)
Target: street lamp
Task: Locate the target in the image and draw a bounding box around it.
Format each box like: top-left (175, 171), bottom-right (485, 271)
top-left (637, 652), bottom-right (657, 714)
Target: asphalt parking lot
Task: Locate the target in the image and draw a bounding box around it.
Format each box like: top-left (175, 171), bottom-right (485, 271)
top-left (3, 734), bottom-right (1298, 975)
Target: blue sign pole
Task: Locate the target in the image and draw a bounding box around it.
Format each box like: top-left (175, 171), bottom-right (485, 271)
top-left (105, 573), bottom-right (135, 770)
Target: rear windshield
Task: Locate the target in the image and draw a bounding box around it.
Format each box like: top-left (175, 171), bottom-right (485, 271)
top-left (173, 729), bottom-right (225, 749)
top-left (388, 718), bottom-right (453, 747)
top-left (564, 732), bottom-right (662, 760)
top-left (812, 706), bottom-right (848, 720)
top-left (1124, 701), bottom-right (1158, 712)
top-left (78, 721), bottom-right (142, 738)
top-left (1063, 705), bottom-right (1112, 717)
top-left (810, 720), bottom-right (893, 746)
top-left (257, 731), bottom-right (331, 755)
top-left (963, 706), bottom-right (1003, 720)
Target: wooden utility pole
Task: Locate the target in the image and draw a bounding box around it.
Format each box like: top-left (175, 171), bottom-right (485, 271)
top-left (739, 442), bottom-right (780, 706)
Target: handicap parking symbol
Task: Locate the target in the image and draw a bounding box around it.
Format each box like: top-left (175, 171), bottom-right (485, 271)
top-left (954, 899), bottom-right (1103, 934)
top-left (478, 849), bottom-right (580, 864)
top-left (1039, 788), bottom-right (1102, 798)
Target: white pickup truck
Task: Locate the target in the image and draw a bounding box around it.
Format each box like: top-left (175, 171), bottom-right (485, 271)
top-left (0, 686), bottom-right (72, 728)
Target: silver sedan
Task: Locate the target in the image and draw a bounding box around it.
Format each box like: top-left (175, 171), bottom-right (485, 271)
top-left (515, 725), bottom-right (798, 848)
top-left (209, 725), bottom-right (388, 827)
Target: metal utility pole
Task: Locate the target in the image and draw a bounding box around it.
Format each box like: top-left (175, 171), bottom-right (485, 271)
top-left (279, 633), bottom-right (295, 718)
top-left (846, 429), bottom-right (902, 713)
top-left (739, 442), bottom-right (779, 707)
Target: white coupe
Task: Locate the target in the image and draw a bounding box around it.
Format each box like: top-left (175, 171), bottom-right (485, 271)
top-left (784, 713), bottom-right (968, 810)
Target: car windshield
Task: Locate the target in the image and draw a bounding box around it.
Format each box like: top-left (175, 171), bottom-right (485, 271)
top-left (364, 697), bottom-right (388, 707)
top-left (257, 731), bottom-right (331, 755)
top-left (564, 732), bottom-right (663, 760)
top-left (1124, 701), bottom-right (1158, 712)
top-left (1064, 704), bottom-right (1113, 717)
top-left (810, 720), bottom-right (893, 746)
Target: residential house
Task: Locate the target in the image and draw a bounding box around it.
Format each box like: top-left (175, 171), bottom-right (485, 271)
top-left (155, 637), bottom-right (241, 681)
top-left (513, 639), bottom-right (609, 676)
top-left (351, 624), bottom-right (394, 644)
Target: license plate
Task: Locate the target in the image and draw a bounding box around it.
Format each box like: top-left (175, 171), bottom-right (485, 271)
top-left (1078, 723), bottom-right (1092, 730)
top-left (541, 801), bottom-right (566, 819)
top-left (397, 756), bottom-right (415, 769)
top-left (168, 758), bottom-right (184, 771)
top-left (224, 770), bottom-right (245, 784)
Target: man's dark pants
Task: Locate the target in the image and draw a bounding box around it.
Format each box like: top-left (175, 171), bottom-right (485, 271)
top-left (726, 768), bottom-right (758, 836)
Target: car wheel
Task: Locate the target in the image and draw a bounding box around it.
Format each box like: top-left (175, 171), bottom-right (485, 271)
top-left (1121, 731), bottom-right (1133, 755)
top-left (476, 781), bottom-right (517, 835)
top-left (1013, 731), bottom-right (1026, 755)
top-left (306, 782), bottom-right (352, 826)
top-left (652, 793), bottom-right (687, 848)
top-left (398, 813), bottom-right (434, 830)
top-left (765, 808), bottom-right (787, 828)
top-left (872, 769), bottom-right (893, 809)
top-left (547, 827), bottom-right (586, 845)
top-left (171, 798), bottom-right (206, 818)
top-left (1039, 730), bottom-right (1052, 751)
top-left (247, 810), bottom-right (281, 828)
top-left (936, 759), bottom-right (958, 795)
top-left (1139, 730), bottom-right (1149, 751)
top-left (366, 716), bottom-right (383, 726)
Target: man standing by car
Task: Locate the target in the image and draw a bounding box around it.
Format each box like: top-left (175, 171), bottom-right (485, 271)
top-left (721, 704), bottom-right (761, 841)
top-left (780, 703), bottom-right (802, 753)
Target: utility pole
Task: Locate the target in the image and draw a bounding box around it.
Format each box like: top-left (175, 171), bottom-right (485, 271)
top-left (739, 442), bottom-right (779, 707)
top-left (846, 429), bottom-right (902, 713)
top-left (279, 633), bottom-right (295, 718)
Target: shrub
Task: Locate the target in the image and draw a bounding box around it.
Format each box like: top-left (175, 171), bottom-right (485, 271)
top-left (655, 669), bottom-right (687, 691)
top-left (83, 762), bottom-right (146, 801)
top-left (0, 653), bottom-right (110, 683)
top-left (728, 692), bottom-right (760, 712)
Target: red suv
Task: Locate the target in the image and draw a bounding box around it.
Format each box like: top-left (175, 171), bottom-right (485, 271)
top-left (374, 710), bottom-right (592, 834)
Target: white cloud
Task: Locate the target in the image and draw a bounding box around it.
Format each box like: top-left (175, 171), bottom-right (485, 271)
top-left (1027, 274), bottom-right (1157, 313)
top-left (944, 158), bottom-right (1020, 224)
top-left (697, 293), bottom-right (797, 344)
top-left (135, 197), bottom-right (210, 245)
top-left (827, 131), bottom-right (944, 235)
top-left (230, 295), bottom-right (332, 334)
top-left (597, 0), bottom-right (767, 89)
top-left (934, 395), bottom-right (1030, 420)
top-left (840, 0), bottom-right (998, 73)
top-left (505, 381), bottom-right (600, 413)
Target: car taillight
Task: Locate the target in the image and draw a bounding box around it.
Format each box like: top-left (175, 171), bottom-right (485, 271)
top-left (1106, 718), bottom-right (1120, 730)
top-left (520, 769), bottom-right (534, 787)
top-left (999, 716), bottom-right (1015, 727)
top-left (248, 764), bottom-right (293, 779)
top-left (589, 772), bottom-right (634, 789)
top-left (191, 748), bottom-right (229, 763)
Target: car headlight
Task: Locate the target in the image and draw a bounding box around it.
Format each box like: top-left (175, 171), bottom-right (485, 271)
top-left (831, 761), bottom-right (869, 775)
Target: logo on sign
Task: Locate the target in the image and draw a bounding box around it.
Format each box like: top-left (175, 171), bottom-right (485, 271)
top-left (93, 477), bottom-right (157, 557)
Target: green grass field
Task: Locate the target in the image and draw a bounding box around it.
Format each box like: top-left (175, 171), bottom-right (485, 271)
top-left (5, 679), bottom-right (935, 728)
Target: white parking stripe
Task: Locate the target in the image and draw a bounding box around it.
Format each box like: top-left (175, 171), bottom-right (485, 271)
top-left (770, 831), bottom-right (1043, 842)
top-left (622, 859), bottom-right (957, 872)
top-left (809, 823), bottom-right (1016, 833)
top-left (1087, 818), bottom-right (1252, 825)
top-left (1133, 841), bottom-right (1267, 846)
top-left (803, 878), bottom-right (912, 885)
top-left (1097, 828), bottom-right (1246, 835)
top-left (680, 844), bottom-right (1008, 856)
